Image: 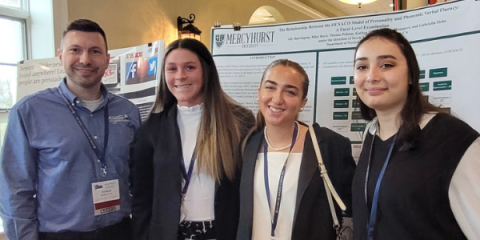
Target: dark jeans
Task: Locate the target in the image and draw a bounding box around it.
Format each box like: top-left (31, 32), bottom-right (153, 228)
top-left (39, 217), bottom-right (132, 240)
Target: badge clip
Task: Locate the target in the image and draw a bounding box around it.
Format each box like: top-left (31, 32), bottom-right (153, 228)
top-left (102, 167), bottom-right (107, 177)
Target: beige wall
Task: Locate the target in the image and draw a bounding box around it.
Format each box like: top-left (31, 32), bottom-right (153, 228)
top-left (406, 0), bottom-right (427, 10)
top-left (67, 0), bottom-right (314, 50)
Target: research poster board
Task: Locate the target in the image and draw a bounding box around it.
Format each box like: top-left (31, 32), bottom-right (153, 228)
top-left (211, 0), bottom-right (480, 158)
top-left (16, 40), bottom-right (165, 121)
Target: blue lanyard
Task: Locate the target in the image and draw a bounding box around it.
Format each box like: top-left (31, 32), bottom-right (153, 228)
top-left (263, 123), bottom-right (299, 239)
top-left (180, 151), bottom-right (196, 196)
top-left (58, 88), bottom-right (110, 177)
top-left (365, 134), bottom-right (397, 240)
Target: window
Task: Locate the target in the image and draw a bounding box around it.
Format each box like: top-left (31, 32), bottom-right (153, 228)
top-left (0, 0), bottom-right (29, 233)
top-left (0, 0), bottom-right (28, 109)
top-left (0, 17), bottom-right (26, 108)
top-left (0, 0), bottom-right (22, 8)
top-left (0, 0), bottom-right (29, 10)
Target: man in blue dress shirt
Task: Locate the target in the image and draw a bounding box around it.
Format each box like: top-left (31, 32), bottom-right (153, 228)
top-left (0, 19), bottom-right (141, 240)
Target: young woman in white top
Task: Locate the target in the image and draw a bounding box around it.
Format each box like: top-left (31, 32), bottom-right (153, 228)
top-left (130, 39), bottom-right (254, 240)
top-left (237, 59), bottom-right (356, 240)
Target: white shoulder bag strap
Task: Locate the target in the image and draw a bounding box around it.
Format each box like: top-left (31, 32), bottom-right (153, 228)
top-left (309, 125), bottom-right (346, 230)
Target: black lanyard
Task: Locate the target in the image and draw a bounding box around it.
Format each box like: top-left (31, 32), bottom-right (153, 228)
top-left (180, 151), bottom-right (196, 197)
top-left (364, 133), bottom-right (397, 240)
top-left (263, 123), bottom-right (299, 239)
top-left (58, 88), bottom-right (109, 177)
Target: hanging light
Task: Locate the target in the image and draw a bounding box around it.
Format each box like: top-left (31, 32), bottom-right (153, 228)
top-left (338, 0), bottom-right (377, 8)
top-left (177, 14), bottom-right (202, 40)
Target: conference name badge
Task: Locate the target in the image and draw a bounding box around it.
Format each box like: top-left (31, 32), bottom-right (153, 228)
top-left (91, 179), bottom-right (121, 216)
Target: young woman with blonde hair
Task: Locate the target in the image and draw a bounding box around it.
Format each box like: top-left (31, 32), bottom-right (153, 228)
top-left (131, 39), bottom-right (255, 240)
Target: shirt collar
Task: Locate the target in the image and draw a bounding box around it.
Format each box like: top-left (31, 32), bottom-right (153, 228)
top-left (58, 77), bottom-right (109, 104)
top-left (368, 117), bottom-right (378, 135)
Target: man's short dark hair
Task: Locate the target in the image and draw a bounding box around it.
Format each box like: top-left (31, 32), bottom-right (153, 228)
top-left (62, 19), bottom-right (108, 50)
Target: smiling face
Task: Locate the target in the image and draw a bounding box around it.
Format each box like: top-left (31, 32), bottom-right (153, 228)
top-left (354, 37), bottom-right (410, 115)
top-left (58, 30), bottom-right (110, 98)
top-left (258, 65), bottom-right (307, 128)
top-left (164, 48), bottom-right (204, 107)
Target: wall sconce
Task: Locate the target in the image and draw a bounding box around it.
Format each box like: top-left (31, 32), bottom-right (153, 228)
top-left (177, 14), bottom-right (202, 40)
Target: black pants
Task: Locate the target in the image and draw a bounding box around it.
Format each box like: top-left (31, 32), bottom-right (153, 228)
top-left (39, 217), bottom-right (132, 240)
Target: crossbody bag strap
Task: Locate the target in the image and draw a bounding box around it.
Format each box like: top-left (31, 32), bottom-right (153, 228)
top-left (309, 125), bottom-right (346, 230)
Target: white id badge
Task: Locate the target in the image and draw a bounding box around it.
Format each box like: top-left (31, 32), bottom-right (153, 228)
top-left (92, 179), bottom-right (121, 216)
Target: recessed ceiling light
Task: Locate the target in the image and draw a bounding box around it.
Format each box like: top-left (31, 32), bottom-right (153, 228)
top-left (389, 3), bottom-right (394, 7)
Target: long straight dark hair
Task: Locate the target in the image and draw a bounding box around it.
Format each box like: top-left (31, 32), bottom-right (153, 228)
top-left (152, 38), bottom-right (251, 181)
top-left (354, 28), bottom-right (440, 151)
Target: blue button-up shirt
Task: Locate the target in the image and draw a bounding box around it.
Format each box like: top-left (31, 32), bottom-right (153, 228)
top-left (0, 79), bottom-right (141, 240)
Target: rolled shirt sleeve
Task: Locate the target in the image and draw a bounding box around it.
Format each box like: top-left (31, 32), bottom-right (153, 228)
top-left (449, 137), bottom-right (480, 239)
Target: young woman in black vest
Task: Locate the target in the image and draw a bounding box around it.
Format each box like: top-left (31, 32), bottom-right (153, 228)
top-left (237, 59), bottom-right (356, 240)
top-left (352, 28), bottom-right (480, 240)
top-left (130, 39), bottom-right (254, 240)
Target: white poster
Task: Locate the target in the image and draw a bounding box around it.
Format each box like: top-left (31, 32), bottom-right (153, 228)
top-left (211, 0), bottom-right (480, 158)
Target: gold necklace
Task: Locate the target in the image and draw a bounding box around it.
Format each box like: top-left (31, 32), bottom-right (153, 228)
top-left (264, 121), bottom-right (300, 151)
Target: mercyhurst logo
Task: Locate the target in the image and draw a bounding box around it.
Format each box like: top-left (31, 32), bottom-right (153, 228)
top-left (215, 34), bottom-right (225, 48)
top-left (215, 31), bottom-right (275, 48)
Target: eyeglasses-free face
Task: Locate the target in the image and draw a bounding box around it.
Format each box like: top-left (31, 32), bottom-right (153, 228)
top-left (354, 37), bottom-right (410, 114)
top-left (258, 65), bottom-right (307, 128)
top-left (164, 49), bottom-right (205, 107)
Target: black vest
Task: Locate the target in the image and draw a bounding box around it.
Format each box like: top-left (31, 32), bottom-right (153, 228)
top-left (352, 114), bottom-right (479, 240)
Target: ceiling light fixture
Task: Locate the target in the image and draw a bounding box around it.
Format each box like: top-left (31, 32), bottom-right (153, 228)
top-left (338, 0), bottom-right (377, 8)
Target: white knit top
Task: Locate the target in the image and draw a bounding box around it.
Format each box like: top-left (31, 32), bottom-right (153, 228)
top-left (177, 103), bottom-right (215, 221)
